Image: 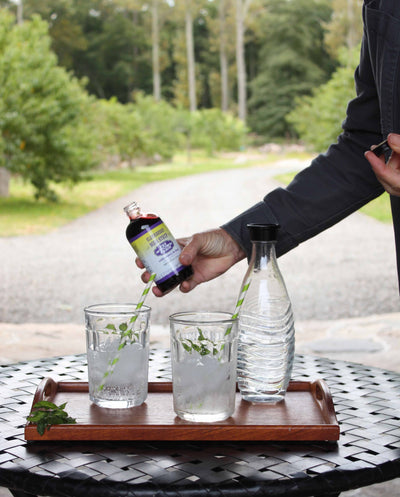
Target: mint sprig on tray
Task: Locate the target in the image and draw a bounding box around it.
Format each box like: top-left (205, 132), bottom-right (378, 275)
top-left (27, 401), bottom-right (76, 436)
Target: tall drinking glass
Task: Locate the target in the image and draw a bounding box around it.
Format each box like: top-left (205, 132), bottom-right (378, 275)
top-left (85, 303), bottom-right (151, 408)
top-left (170, 311), bottom-right (238, 422)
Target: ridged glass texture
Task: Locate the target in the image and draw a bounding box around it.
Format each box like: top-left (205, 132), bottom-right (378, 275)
top-left (237, 241), bottom-right (295, 403)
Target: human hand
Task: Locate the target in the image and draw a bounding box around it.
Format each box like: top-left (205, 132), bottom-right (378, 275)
top-left (135, 228), bottom-right (246, 296)
top-left (365, 133), bottom-right (400, 196)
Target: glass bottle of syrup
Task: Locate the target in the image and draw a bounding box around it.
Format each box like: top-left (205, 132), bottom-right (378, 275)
top-left (124, 201), bottom-right (193, 294)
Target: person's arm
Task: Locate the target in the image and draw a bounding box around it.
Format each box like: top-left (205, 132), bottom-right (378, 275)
top-left (223, 22), bottom-right (385, 260)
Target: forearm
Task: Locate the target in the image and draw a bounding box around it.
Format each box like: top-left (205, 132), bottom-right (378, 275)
top-left (223, 132), bottom-right (384, 259)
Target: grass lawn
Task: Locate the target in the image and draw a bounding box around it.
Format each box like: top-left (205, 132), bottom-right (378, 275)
top-left (1, 150), bottom-right (310, 237)
top-left (275, 172), bottom-right (392, 224)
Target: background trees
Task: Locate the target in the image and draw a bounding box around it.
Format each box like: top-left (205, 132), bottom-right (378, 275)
top-left (1, 0), bottom-right (348, 124)
top-left (288, 0), bottom-right (363, 149)
top-left (287, 45), bottom-right (359, 152)
top-left (324, 0), bottom-right (363, 59)
top-left (0, 0), bottom-right (365, 199)
top-left (247, 0), bottom-right (335, 139)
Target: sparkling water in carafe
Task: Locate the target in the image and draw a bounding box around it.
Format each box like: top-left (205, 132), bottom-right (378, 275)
top-left (237, 223), bottom-right (295, 403)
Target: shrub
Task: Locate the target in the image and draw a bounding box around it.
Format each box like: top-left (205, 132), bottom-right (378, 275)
top-left (286, 46), bottom-right (359, 152)
top-left (190, 109), bottom-right (248, 155)
top-left (0, 12), bottom-right (97, 200)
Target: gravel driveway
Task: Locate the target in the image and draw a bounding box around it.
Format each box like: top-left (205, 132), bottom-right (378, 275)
top-left (1, 158), bottom-right (399, 326)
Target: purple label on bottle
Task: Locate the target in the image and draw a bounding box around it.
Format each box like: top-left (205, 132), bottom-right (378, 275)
top-left (129, 220), bottom-right (183, 283)
top-left (154, 240), bottom-right (174, 256)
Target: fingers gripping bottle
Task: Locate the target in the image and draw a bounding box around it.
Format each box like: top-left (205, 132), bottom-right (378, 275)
top-left (237, 223), bottom-right (295, 403)
top-left (124, 201), bottom-right (193, 294)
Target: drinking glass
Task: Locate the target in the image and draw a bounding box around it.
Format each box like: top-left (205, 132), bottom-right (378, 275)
top-left (85, 303), bottom-right (151, 408)
top-left (169, 311), bottom-right (238, 422)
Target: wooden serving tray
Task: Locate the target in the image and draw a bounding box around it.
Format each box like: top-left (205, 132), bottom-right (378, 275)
top-left (25, 378), bottom-right (339, 441)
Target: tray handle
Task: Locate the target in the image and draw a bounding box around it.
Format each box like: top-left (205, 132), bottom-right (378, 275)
top-left (312, 379), bottom-right (338, 426)
top-left (32, 377), bottom-right (58, 405)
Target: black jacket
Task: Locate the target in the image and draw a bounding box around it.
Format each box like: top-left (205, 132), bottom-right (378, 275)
top-left (222, 0), bottom-right (400, 290)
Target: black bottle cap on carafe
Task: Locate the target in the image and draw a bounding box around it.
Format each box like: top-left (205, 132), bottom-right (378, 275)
top-left (247, 223), bottom-right (280, 242)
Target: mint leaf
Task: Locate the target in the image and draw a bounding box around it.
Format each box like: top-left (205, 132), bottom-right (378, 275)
top-left (31, 400), bottom-right (59, 410)
top-left (182, 342), bottom-right (192, 353)
top-left (180, 328), bottom-right (223, 357)
top-left (27, 401), bottom-right (76, 436)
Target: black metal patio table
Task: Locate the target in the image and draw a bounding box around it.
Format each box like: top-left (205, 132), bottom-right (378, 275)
top-left (1, 350), bottom-right (400, 497)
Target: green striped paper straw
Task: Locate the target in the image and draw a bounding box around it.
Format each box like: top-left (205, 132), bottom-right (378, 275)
top-left (130, 272), bottom-right (156, 318)
top-left (225, 276), bottom-right (251, 335)
top-left (98, 273), bottom-right (156, 391)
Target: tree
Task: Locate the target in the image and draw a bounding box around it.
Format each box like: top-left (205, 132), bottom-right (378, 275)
top-left (287, 45), bottom-right (359, 152)
top-left (0, 11), bottom-right (96, 199)
top-left (171, 0), bottom-right (208, 110)
top-left (0, 0), bottom-right (252, 114)
top-left (185, 0), bottom-right (197, 111)
top-left (152, 0), bottom-right (161, 100)
top-left (247, 0), bottom-right (335, 138)
top-left (235, 0), bottom-right (251, 122)
top-left (12, 0), bottom-right (153, 102)
top-left (205, 0), bottom-right (236, 112)
top-left (324, 0), bottom-right (363, 60)
top-left (219, 0), bottom-right (229, 111)
top-left (4, 0), bottom-right (89, 68)
top-left (0, 0), bottom-right (345, 135)
top-left (80, 2), bottom-right (152, 102)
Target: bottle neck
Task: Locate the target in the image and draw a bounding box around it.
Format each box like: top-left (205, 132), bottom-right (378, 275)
top-left (250, 241), bottom-right (277, 270)
top-left (124, 202), bottom-right (142, 221)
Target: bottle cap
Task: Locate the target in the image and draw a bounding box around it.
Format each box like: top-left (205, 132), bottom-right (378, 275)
top-left (123, 201), bottom-right (141, 220)
top-left (247, 223), bottom-right (280, 242)
top-left (372, 138), bottom-right (392, 157)
top-left (124, 201), bottom-right (138, 213)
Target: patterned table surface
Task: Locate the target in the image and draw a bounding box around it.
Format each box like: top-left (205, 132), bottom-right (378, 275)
top-left (1, 350), bottom-right (400, 497)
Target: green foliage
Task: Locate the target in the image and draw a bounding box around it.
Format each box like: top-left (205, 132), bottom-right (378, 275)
top-left (92, 97), bottom-right (247, 164)
top-left (247, 0), bottom-right (335, 139)
top-left (92, 93), bottom-right (182, 165)
top-left (180, 327), bottom-right (224, 357)
top-left (324, 0), bottom-right (363, 59)
top-left (7, 0), bottom-right (153, 103)
top-left (132, 92), bottom-right (182, 160)
top-left (27, 401), bottom-right (76, 436)
top-left (92, 98), bottom-right (148, 166)
top-left (1, 0), bottom-right (342, 123)
top-left (287, 46), bottom-right (359, 152)
top-left (77, 4), bottom-right (151, 102)
top-left (190, 108), bottom-right (248, 155)
top-left (0, 0), bottom-right (348, 202)
top-left (0, 11), bottom-right (97, 200)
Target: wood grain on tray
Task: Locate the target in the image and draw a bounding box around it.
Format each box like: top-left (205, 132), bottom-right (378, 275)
top-left (24, 378), bottom-right (340, 441)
